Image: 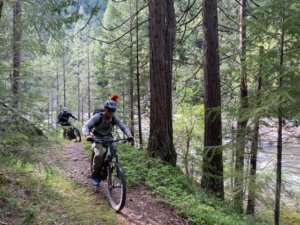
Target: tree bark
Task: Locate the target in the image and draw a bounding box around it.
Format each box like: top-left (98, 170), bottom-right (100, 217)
top-left (0, 0), bottom-right (4, 19)
top-left (12, 0), bottom-right (22, 108)
top-left (81, 85), bottom-right (84, 124)
top-left (129, 1), bottom-right (135, 137)
top-left (246, 46), bottom-right (263, 215)
top-left (234, 0), bottom-right (248, 212)
top-left (201, 0), bottom-right (224, 199)
top-left (50, 90), bottom-right (54, 124)
top-left (56, 58), bottom-right (59, 126)
top-left (136, 0), bottom-right (143, 147)
top-left (47, 90), bottom-right (50, 127)
top-left (87, 45), bottom-right (91, 119)
top-left (148, 0), bottom-right (177, 165)
top-left (275, 9), bottom-right (285, 225)
top-left (77, 45), bottom-right (81, 121)
top-left (62, 46), bottom-right (66, 107)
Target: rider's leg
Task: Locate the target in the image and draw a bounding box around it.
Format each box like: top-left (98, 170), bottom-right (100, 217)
top-left (63, 128), bottom-right (67, 138)
top-left (91, 143), bottom-right (105, 186)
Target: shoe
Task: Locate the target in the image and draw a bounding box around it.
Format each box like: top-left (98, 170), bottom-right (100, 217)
top-left (91, 178), bottom-right (101, 186)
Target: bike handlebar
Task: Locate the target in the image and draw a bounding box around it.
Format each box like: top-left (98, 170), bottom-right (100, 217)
top-left (87, 138), bottom-right (130, 144)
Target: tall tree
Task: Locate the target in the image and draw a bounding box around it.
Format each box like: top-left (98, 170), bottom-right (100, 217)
top-left (136, 0), bottom-right (143, 147)
top-left (129, 1), bottom-right (135, 137)
top-left (0, 0), bottom-right (3, 19)
top-left (87, 45), bottom-right (91, 118)
top-left (62, 46), bottom-right (66, 107)
top-left (77, 44), bottom-right (80, 121)
top-left (12, 0), bottom-right (22, 108)
top-left (234, 0), bottom-right (248, 212)
top-left (246, 46), bottom-right (263, 215)
top-left (56, 57), bottom-right (60, 123)
top-left (148, 0), bottom-right (177, 165)
top-left (275, 5), bottom-right (285, 225)
top-left (201, 0), bottom-right (224, 199)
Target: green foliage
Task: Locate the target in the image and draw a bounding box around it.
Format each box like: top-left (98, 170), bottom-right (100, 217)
top-left (173, 103), bottom-right (204, 176)
top-left (118, 145), bottom-right (259, 225)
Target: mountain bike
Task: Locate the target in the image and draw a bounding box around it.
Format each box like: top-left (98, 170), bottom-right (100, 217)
top-left (59, 120), bottom-right (81, 142)
top-left (89, 138), bottom-right (129, 212)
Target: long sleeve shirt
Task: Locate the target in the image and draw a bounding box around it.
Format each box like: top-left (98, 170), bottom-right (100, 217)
top-left (82, 113), bottom-right (132, 137)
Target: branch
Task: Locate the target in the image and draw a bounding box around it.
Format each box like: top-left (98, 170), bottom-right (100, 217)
top-left (75, 0), bottom-right (100, 34)
top-left (88, 19), bottom-right (148, 45)
top-left (176, 20), bottom-right (202, 46)
top-left (218, 6), bottom-right (239, 27)
top-left (218, 24), bottom-right (239, 33)
top-left (99, 2), bottom-right (148, 32)
top-left (175, 63), bottom-right (202, 96)
top-left (177, 8), bottom-right (202, 28)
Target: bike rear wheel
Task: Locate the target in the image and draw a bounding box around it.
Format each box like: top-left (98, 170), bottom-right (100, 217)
top-left (107, 163), bottom-right (126, 212)
top-left (73, 127), bottom-right (81, 142)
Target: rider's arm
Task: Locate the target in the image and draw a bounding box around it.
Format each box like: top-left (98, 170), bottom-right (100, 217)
top-left (114, 115), bottom-right (132, 137)
top-left (69, 113), bottom-right (77, 120)
top-left (82, 114), bottom-right (101, 136)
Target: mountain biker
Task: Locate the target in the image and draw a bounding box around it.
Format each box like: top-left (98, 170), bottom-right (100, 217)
top-left (82, 96), bottom-right (134, 187)
top-left (57, 107), bottom-right (77, 126)
top-left (57, 107), bottom-right (77, 138)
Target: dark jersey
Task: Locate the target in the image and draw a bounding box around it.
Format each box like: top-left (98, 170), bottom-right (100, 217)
top-left (57, 112), bottom-right (76, 123)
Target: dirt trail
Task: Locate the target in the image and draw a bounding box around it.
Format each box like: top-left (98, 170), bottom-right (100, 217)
top-left (62, 142), bottom-right (189, 225)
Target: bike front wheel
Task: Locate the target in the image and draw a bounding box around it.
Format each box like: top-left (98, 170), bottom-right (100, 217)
top-left (107, 163), bottom-right (126, 212)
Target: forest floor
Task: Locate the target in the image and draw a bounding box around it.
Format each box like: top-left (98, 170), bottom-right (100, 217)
top-left (57, 141), bottom-right (189, 225)
top-left (0, 141), bottom-right (189, 225)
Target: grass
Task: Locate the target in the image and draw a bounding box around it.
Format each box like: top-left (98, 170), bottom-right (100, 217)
top-left (0, 144), bottom-right (118, 225)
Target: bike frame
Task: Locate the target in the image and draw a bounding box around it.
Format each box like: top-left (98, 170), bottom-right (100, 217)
top-left (93, 138), bottom-right (128, 164)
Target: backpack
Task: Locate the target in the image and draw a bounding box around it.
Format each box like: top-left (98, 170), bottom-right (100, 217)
top-left (92, 108), bottom-right (115, 129)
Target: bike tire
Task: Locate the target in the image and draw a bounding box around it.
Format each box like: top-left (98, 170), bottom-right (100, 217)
top-left (74, 127), bottom-right (81, 142)
top-left (91, 151), bottom-right (95, 174)
top-left (107, 163), bottom-right (126, 212)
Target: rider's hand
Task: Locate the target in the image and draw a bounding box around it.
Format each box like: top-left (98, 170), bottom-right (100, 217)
top-left (85, 135), bottom-right (94, 142)
top-left (128, 136), bottom-right (134, 143)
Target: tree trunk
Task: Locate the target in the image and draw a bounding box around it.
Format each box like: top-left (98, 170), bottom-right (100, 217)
top-left (275, 10), bottom-right (285, 225)
top-left (63, 46), bottom-right (66, 107)
top-left (136, 0), bottom-right (143, 147)
top-left (12, 0), bottom-right (22, 108)
top-left (50, 90), bottom-right (54, 124)
top-left (81, 86), bottom-right (84, 124)
top-left (47, 90), bottom-right (50, 127)
top-left (201, 0), bottom-right (224, 199)
top-left (56, 58), bottom-right (59, 126)
top-left (129, 2), bottom-right (135, 137)
top-left (148, 0), bottom-right (177, 165)
top-left (0, 0), bottom-right (4, 19)
top-left (77, 46), bottom-right (80, 121)
top-left (231, 125), bottom-right (235, 191)
top-left (234, 0), bottom-right (248, 212)
top-left (246, 46), bottom-right (263, 215)
top-left (184, 130), bottom-right (191, 176)
top-left (87, 45), bottom-right (91, 119)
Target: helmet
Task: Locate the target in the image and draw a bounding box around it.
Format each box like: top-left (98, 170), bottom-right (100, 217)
top-left (104, 100), bottom-right (117, 112)
top-left (62, 107), bottom-right (68, 112)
